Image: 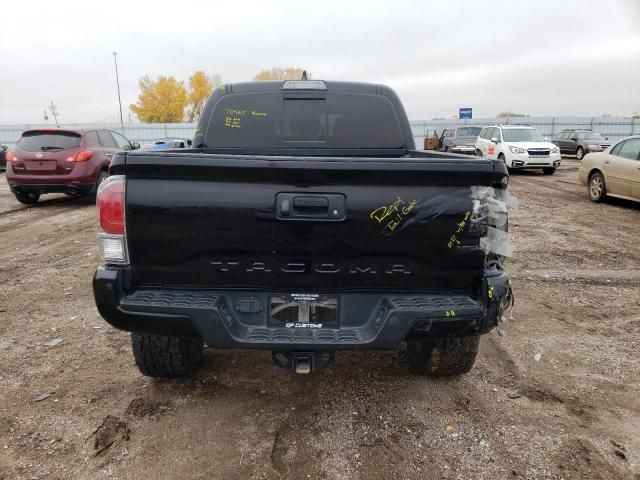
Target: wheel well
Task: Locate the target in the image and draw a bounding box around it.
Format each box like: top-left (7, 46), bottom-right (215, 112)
top-left (588, 168), bottom-right (602, 180)
top-left (498, 152), bottom-right (505, 158)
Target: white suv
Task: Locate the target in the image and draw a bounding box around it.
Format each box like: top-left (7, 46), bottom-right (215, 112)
top-left (475, 125), bottom-right (561, 175)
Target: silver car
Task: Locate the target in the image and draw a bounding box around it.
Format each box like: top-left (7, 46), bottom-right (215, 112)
top-left (578, 135), bottom-right (640, 203)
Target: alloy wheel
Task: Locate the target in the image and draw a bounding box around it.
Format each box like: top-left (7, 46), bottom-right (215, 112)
top-left (590, 176), bottom-right (602, 199)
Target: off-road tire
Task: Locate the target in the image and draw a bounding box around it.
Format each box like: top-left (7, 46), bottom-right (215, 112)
top-left (588, 171), bottom-right (607, 203)
top-left (576, 146), bottom-right (584, 160)
top-left (14, 191), bottom-right (40, 204)
top-left (542, 167), bottom-right (556, 175)
top-left (131, 333), bottom-right (204, 377)
top-left (407, 336), bottom-right (480, 376)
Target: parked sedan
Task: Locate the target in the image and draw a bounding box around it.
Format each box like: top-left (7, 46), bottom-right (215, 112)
top-left (579, 135), bottom-right (640, 203)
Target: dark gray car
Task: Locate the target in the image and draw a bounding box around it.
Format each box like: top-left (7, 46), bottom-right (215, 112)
top-left (0, 145), bottom-right (7, 171)
top-left (439, 126), bottom-right (483, 155)
top-left (552, 129), bottom-right (611, 160)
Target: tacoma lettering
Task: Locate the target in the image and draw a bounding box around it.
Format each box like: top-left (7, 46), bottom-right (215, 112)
top-left (208, 260), bottom-right (411, 275)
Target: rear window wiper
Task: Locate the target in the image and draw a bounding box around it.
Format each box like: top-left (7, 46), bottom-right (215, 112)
top-left (40, 146), bottom-right (65, 151)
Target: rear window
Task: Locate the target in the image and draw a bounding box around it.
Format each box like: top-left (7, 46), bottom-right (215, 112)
top-left (19, 131), bottom-right (81, 152)
top-left (456, 127), bottom-right (482, 137)
top-left (205, 92), bottom-right (404, 150)
top-left (577, 132), bottom-right (604, 141)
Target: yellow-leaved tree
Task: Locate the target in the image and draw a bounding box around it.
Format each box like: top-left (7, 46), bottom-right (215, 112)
top-left (254, 67), bottom-right (307, 81)
top-left (130, 75), bottom-right (188, 123)
top-left (186, 71), bottom-right (222, 122)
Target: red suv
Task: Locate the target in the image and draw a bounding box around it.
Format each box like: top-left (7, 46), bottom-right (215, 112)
top-left (6, 128), bottom-right (139, 204)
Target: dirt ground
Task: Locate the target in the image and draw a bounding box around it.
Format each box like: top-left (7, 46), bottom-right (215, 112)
top-left (0, 160), bottom-right (639, 480)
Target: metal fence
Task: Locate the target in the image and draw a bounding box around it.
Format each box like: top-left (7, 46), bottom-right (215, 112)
top-left (0, 123), bottom-right (196, 149)
top-left (410, 116), bottom-right (638, 148)
top-left (0, 117), bottom-right (637, 149)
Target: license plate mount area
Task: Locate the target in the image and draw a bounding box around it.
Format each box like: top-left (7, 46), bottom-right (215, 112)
top-left (270, 293), bottom-right (338, 328)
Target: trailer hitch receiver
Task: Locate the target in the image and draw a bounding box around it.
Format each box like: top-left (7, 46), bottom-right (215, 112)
top-left (272, 351), bottom-right (335, 374)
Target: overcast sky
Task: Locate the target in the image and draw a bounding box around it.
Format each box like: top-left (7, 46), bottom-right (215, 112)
top-left (1, 0), bottom-right (639, 124)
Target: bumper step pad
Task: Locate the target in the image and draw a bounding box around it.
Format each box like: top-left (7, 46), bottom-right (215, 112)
top-left (118, 289), bottom-right (486, 348)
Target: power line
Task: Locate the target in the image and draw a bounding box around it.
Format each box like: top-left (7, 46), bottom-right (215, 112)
top-left (48, 101), bottom-right (59, 125)
top-left (113, 51), bottom-right (124, 127)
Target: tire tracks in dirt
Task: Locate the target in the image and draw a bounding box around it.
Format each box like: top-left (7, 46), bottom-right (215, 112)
top-left (0, 198), bottom-right (93, 235)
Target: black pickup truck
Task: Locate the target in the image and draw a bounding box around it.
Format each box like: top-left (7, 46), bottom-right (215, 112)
top-left (93, 80), bottom-right (513, 377)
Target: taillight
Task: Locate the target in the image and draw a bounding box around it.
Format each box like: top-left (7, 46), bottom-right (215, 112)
top-left (65, 150), bottom-right (94, 162)
top-left (98, 176), bottom-right (125, 234)
top-left (96, 175), bottom-right (128, 264)
top-left (6, 151), bottom-right (17, 162)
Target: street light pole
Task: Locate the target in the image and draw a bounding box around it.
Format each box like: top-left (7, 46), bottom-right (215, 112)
top-left (112, 51), bottom-right (124, 127)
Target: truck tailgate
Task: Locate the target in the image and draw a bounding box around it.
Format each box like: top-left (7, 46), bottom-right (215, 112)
top-left (124, 153), bottom-right (502, 292)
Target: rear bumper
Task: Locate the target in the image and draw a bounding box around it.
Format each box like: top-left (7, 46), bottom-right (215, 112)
top-left (9, 183), bottom-right (95, 194)
top-left (6, 162), bottom-right (100, 191)
top-left (93, 267), bottom-right (512, 350)
top-left (451, 146), bottom-right (476, 155)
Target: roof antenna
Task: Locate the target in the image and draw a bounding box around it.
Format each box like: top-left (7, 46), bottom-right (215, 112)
top-left (301, 70), bottom-right (308, 80)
